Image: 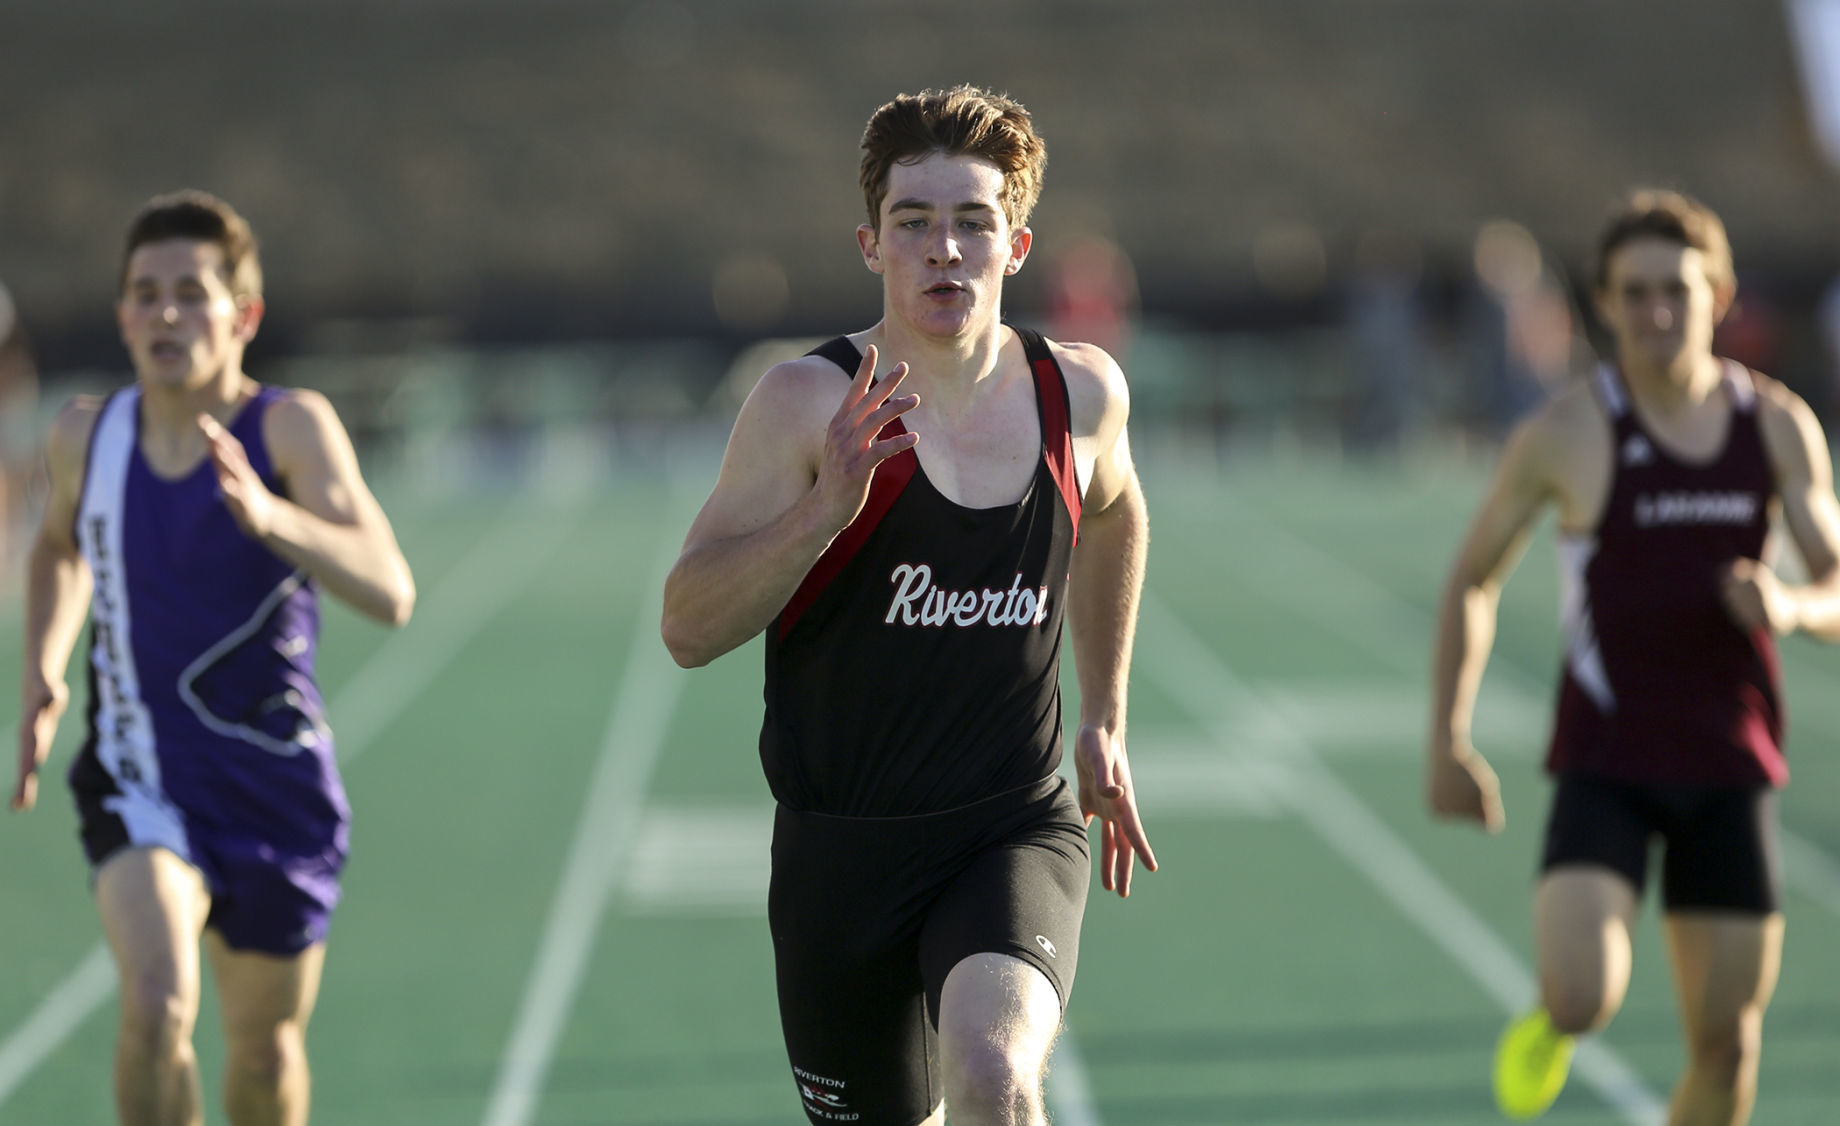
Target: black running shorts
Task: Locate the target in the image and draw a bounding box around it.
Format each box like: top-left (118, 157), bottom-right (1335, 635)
top-left (768, 774), bottom-right (1089, 1125)
top-left (1540, 773), bottom-right (1780, 913)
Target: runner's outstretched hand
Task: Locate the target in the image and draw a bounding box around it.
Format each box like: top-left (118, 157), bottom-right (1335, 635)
top-left (1429, 741), bottom-right (1505, 833)
top-left (14, 673), bottom-right (67, 812)
top-left (1720, 557), bottom-right (1797, 635)
top-left (199, 413), bottom-right (279, 541)
top-left (1075, 721), bottom-right (1157, 897)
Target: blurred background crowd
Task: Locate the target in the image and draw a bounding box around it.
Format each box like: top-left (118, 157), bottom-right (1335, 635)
top-left (2, 0), bottom-right (1838, 511)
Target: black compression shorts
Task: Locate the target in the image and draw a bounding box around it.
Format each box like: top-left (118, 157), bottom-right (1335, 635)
top-left (768, 774), bottom-right (1089, 1125)
top-left (1540, 773), bottom-right (1780, 914)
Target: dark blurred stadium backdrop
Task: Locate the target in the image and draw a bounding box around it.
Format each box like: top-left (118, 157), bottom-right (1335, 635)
top-left (2, 0), bottom-right (1839, 451)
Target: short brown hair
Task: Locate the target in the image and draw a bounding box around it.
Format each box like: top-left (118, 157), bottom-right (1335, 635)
top-left (120, 190), bottom-right (263, 300)
top-left (859, 85), bottom-right (1048, 231)
top-left (1592, 188), bottom-right (1733, 293)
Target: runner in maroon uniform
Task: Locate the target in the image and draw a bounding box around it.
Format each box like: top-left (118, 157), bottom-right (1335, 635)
top-left (663, 86), bottom-right (1155, 1126)
top-left (1429, 189), bottom-right (1840, 1124)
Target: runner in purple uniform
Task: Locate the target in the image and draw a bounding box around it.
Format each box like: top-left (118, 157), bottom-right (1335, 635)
top-left (1429, 189), bottom-right (1840, 1124)
top-left (663, 87), bottom-right (1156, 1126)
top-left (12, 191), bottom-right (415, 1126)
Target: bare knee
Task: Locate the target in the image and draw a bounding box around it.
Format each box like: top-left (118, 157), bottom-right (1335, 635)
top-left (224, 1022), bottom-right (304, 1086)
top-left (945, 1039), bottom-right (1043, 1120)
top-left (117, 975), bottom-right (195, 1057)
top-left (1542, 978), bottom-right (1618, 1035)
top-left (936, 954), bottom-right (1059, 1124)
top-left (1685, 1015), bottom-right (1761, 1087)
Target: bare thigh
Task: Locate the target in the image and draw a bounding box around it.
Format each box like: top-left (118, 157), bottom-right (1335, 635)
top-left (1536, 864), bottom-right (1642, 1033)
top-left (95, 847), bottom-right (212, 1018)
top-left (1664, 912), bottom-right (1782, 1047)
top-left (204, 932), bottom-right (327, 1046)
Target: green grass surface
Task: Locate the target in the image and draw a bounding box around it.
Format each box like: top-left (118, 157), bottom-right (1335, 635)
top-left (3, 453), bottom-right (1838, 1124)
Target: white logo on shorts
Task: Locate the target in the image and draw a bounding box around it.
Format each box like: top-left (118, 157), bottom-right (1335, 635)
top-left (792, 1067), bottom-right (858, 1119)
top-left (800, 1084), bottom-right (847, 1109)
top-left (1035, 934), bottom-right (1058, 959)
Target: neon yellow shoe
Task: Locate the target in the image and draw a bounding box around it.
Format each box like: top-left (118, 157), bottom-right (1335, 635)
top-left (1493, 1008), bottom-right (1575, 1119)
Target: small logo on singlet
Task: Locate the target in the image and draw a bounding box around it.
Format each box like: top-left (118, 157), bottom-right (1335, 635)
top-left (884, 564), bottom-right (1049, 628)
top-left (1036, 934), bottom-right (1058, 959)
top-left (1621, 435), bottom-right (1654, 466)
top-left (1633, 491), bottom-right (1759, 527)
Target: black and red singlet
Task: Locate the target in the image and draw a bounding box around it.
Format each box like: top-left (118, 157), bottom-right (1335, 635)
top-left (761, 326), bottom-right (1083, 816)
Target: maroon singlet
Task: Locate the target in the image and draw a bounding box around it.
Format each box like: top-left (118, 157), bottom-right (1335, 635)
top-left (1548, 362), bottom-right (1785, 786)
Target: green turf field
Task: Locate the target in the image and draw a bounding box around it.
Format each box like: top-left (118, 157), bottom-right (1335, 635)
top-left (4, 449), bottom-right (1839, 1124)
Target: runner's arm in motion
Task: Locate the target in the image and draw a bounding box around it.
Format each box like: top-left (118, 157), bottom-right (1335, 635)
top-left (1062, 344), bottom-right (1156, 896)
top-left (200, 389), bottom-right (415, 626)
top-left (1429, 411), bottom-right (1564, 832)
top-left (662, 345), bottom-right (917, 668)
top-left (14, 401), bottom-right (100, 811)
top-left (1728, 383), bottom-right (1840, 640)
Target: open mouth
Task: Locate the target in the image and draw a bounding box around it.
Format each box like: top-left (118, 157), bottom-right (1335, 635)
top-left (150, 340), bottom-right (187, 361)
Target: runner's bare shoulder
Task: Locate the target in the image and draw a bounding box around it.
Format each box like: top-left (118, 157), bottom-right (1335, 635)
top-left (44, 394), bottom-right (107, 489)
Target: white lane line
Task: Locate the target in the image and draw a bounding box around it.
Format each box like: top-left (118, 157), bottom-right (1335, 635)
top-left (1216, 493), bottom-right (1840, 919)
top-left (1254, 681), bottom-right (1543, 758)
top-left (1125, 744), bottom-right (1293, 818)
top-left (0, 501), bottom-right (580, 1112)
top-left (621, 738), bottom-right (1295, 918)
top-left (622, 737), bottom-right (1301, 918)
top-left (623, 804), bottom-right (773, 916)
top-left (479, 523), bottom-right (686, 1126)
top-left (1139, 595), bottom-right (1668, 1126)
top-left (0, 947), bottom-right (113, 1103)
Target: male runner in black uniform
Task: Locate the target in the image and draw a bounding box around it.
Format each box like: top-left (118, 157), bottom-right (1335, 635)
top-left (663, 86), bottom-right (1155, 1126)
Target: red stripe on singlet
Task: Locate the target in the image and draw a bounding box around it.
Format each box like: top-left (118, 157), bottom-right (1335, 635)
top-left (1032, 355), bottom-right (1082, 545)
top-left (776, 422), bottom-right (917, 639)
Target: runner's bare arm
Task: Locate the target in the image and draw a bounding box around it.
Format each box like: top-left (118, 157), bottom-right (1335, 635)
top-left (1062, 344), bottom-right (1156, 896)
top-left (14, 400), bottom-right (101, 811)
top-left (1428, 405), bottom-right (1568, 831)
top-left (1731, 382), bottom-right (1840, 640)
top-left (662, 345), bottom-right (917, 668)
top-left (200, 390), bottom-right (415, 626)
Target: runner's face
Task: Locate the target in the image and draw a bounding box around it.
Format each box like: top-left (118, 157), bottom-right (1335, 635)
top-left (858, 152), bottom-right (1031, 339)
top-left (1596, 237), bottom-right (1726, 373)
top-left (117, 240), bottom-right (259, 391)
